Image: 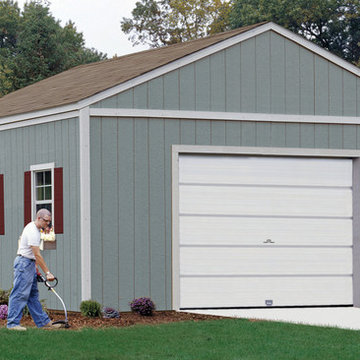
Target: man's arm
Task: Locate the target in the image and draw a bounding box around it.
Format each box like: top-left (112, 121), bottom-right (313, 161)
top-left (31, 246), bottom-right (55, 281)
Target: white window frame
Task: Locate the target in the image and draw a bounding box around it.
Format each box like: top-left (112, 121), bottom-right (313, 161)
top-left (30, 162), bottom-right (55, 222)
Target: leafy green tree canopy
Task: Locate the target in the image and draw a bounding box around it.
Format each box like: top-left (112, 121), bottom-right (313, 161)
top-left (229, 0), bottom-right (360, 65)
top-left (121, 0), bottom-right (231, 47)
top-left (0, 0), bottom-right (106, 97)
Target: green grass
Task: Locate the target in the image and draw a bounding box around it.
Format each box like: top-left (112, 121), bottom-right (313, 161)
top-left (1, 319), bottom-right (360, 360)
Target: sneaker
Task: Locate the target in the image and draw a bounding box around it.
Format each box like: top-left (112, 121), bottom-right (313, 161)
top-left (8, 325), bottom-right (27, 331)
top-left (42, 322), bottom-right (63, 329)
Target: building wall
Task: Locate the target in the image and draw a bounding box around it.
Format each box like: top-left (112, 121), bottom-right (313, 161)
top-left (92, 31), bottom-right (360, 117)
top-left (0, 118), bottom-right (81, 311)
top-left (90, 117), bottom-right (360, 311)
top-left (89, 30), bottom-right (360, 311)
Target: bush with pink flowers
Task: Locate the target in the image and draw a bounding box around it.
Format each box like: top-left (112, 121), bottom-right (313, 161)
top-left (0, 304), bottom-right (8, 320)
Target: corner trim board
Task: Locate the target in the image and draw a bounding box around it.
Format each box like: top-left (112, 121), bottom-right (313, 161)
top-left (79, 107), bottom-right (92, 301)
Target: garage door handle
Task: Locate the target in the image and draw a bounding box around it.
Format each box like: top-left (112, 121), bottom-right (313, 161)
top-left (263, 239), bottom-right (275, 244)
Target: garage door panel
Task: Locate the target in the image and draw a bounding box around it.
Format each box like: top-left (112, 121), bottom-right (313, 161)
top-left (179, 217), bottom-right (352, 246)
top-left (177, 154), bottom-right (353, 309)
top-left (179, 155), bottom-right (352, 187)
top-left (180, 186), bottom-right (352, 217)
top-left (180, 277), bottom-right (353, 308)
top-left (180, 248), bottom-right (353, 276)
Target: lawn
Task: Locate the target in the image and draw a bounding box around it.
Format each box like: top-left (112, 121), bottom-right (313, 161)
top-left (1, 318), bottom-right (360, 360)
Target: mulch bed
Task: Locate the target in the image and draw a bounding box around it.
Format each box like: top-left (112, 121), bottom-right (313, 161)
top-left (1, 310), bottom-right (229, 330)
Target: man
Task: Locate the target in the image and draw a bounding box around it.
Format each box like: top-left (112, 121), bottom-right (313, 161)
top-left (7, 209), bottom-right (61, 330)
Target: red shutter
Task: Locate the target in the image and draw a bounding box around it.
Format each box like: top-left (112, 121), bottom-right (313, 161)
top-left (0, 174), bottom-right (4, 235)
top-left (54, 167), bottom-right (63, 234)
top-left (24, 171), bottom-right (31, 226)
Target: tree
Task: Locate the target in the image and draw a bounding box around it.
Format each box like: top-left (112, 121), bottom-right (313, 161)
top-left (0, 0), bottom-right (20, 50)
top-left (229, 0), bottom-right (360, 65)
top-left (0, 1), bottom-right (106, 97)
top-left (121, 0), bottom-right (232, 48)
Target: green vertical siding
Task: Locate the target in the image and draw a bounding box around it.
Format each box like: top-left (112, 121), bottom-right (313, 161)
top-left (285, 41), bottom-right (300, 114)
top-left (195, 58), bottom-right (211, 111)
top-left (92, 30), bottom-right (358, 119)
top-left (270, 32), bottom-right (285, 114)
top-left (256, 32), bottom-right (271, 113)
top-left (225, 45), bottom-right (241, 112)
top-left (0, 118), bottom-right (80, 311)
top-left (315, 57), bottom-right (329, 115)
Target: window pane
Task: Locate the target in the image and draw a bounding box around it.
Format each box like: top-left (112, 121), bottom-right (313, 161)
top-left (37, 187), bottom-right (44, 201)
top-left (44, 171), bottom-right (51, 185)
top-left (44, 186), bottom-right (52, 200)
top-left (36, 172), bottom-right (44, 186)
top-left (36, 203), bottom-right (52, 214)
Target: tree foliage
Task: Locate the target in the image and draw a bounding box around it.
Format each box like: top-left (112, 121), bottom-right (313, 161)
top-left (121, 0), bottom-right (232, 47)
top-left (229, 0), bottom-right (360, 65)
top-left (0, 0), bottom-right (106, 97)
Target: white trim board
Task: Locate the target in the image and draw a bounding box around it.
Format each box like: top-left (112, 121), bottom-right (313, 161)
top-left (1, 22), bottom-right (359, 125)
top-left (79, 107), bottom-right (92, 301)
top-left (90, 108), bottom-right (360, 125)
top-left (0, 110), bottom-right (79, 132)
top-left (0, 105), bottom-right (79, 125)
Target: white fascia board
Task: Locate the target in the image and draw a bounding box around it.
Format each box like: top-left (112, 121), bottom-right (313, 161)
top-left (269, 22), bottom-right (360, 77)
top-left (83, 22), bottom-right (360, 107)
top-left (0, 110), bottom-right (79, 132)
top-left (90, 108), bottom-right (360, 125)
top-left (0, 104), bottom-right (79, 124)
top-left (79, 107), bottom-right (91, 301)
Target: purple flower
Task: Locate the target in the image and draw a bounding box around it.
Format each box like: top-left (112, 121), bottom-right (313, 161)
top-left (129, 297), bottom-right (155, 316)
top-left (0, 304), bottom-right (8, 320)
top-left (102, 307), bottom-right (120, 319)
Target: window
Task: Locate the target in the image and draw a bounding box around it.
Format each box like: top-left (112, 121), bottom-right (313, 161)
top-left (34, 170), bottom-right (53, 214)
top-left (24, 163), bottom-right (63, 233)
top-left (31, 163), bottom-right (54, 220)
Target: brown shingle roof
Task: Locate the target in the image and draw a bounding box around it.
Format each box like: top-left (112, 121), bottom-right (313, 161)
top-left (0, 23), bottom-right (266, 118)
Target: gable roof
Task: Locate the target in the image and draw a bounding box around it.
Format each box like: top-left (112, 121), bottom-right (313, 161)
top-left (0, 21), bottom-right (359, 120)
top-left (0, 23), bottom-right (265, 119)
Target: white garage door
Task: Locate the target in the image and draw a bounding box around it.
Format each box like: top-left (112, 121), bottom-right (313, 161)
top-left (178, 154), bottom-right (353, 309)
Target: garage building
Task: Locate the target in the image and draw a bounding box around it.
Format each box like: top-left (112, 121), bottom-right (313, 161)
top-left (0, 22), bottom-right (360, 311)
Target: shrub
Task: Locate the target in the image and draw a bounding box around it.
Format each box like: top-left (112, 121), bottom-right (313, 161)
top-left (129, 297), bottom-right (155, 316)
top-left (0, 304), bottom-right (8, 320)
top-left (0, 288), bottom-right (11, 305)
top-left (23, 305), bottom-right (29, 316)
top-left (80, 300), bottom-right (102, 318)
top-left (102, 307), bottom-right (120, 319)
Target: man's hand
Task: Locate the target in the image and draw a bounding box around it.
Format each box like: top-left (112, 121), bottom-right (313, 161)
top-left (46, 272), bottom-right (55, 281)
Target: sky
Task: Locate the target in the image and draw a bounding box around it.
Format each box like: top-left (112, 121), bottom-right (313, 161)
top-left (16, 0), bottom-right (150, 58)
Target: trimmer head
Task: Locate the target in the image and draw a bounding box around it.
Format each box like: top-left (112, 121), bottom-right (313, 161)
top-left (52, 320), bottom-right (70, 329)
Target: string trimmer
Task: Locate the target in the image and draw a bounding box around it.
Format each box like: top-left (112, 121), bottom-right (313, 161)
top-left (37, 272), bottom-right (70, 328)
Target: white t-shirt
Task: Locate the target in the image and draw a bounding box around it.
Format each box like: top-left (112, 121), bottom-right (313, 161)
top-left (17, 222), bottom-right (41, 260)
